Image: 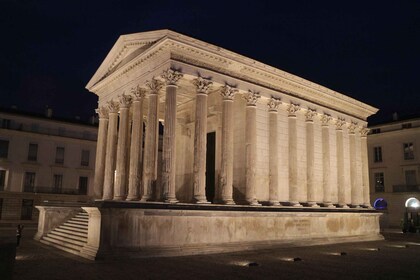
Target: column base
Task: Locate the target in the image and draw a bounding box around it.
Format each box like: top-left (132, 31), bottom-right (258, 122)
top-left (165, 198), bottom-right (179, 204)
top-left (269, 200), bottom-right (281, 206)
top-left (248, 200), bottom-right (262, 206)
top-left (289, 201), bottom-right (302, 207)
top-left (126, 196), bottom-right (140, 201)
top-left (195, 200), bottom-right (211, 204)
top-left (338, 203), bottom-right (350, 209)
top-left (362, 203), bottom-right (373, 208)
top-left (113, 196), bottom-right (125, 201)
top-left (222, 199), bottom-right (236, 205)
top-left (351, 204), bottom-right (362, 208)
top-left (307, 201), bottom-right (320, 208)
top-left (140, 195), bottom-right (151, 202)
top-left (323, 202), bottom-right (336, 208)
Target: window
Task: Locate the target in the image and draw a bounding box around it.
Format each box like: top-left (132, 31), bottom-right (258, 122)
top-left (81, 150), bottom-right (90, 166)
top-left (79, 176), bottom-right (88, 195)
top-left (0, 169), bottom-right (6, 191)
top-left (2, 119), bottom-right (11, 129)
top-left (374, 172), bottom-right (385, 192)
top-left (405, 170), bottom-right (417, 186)
top-left (24, 172), bottom-right (36, 192)
top-left (21, 199), bottom-right (34, 220)
top-left (0, 140), bottom-right (9, 159)
top-left (53, 174), bottom-right (63, 193)
top-left (27, 143), bottom-right (38, 161)
top-left (374, 146), bottom-right (382, 162)
top-left (55, 147), bottom-right (65, 164)
top-left (403, 143), bottom-right (414, 160)
top-left (371, 128), bottom-right (381, 134)
top-left (402, 123), bottom-right (412, 129)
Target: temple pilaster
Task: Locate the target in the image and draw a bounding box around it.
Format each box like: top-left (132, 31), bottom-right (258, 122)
top-left (336, 118), bottom-right (349, 208)
top-left (305, 109), bottom-right (319, 207)
top-left (268, 98), bottom-right (281, 206)
top-left (287, 103), bottom-right (302, 207)
top-left (321, 114), bottom-right (335, 208)
top-left (93, 106), bottom-right (108, 200)
top-left (360, 127), bottom-right (372, 208)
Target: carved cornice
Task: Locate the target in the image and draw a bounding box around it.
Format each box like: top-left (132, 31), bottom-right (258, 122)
top-left (359, 126), bottom-right (370, 137)
top-left (131, 85), bottom-right (146, 101)
top-left (192, 77), bottom-right (213, 94)
top-left (107, 100), bottom-right (120, 114)
top-left (161, 69), bottom-right (183, 86)
top-left (287, 103), bottom-right (301, 117)
top-left (348, 121), bottom-right (358, 134)
top-left (95, 106), bottom-right (109, 119)
top-left (244, 90), bottom-right (261, 106)
top-left (146, 78), bottom-right (164, 94)
top-left (119, 93), bottom-right (133, 108)
top-left (267, 97), bottom-right (281, 112)
top-left (220, 84), bottom-right (238, 101)
top-left (305, 108), bottom-right (317, 122)
top-left (321, 114), bottom-right (332, 126)
top-left (335, 118), bottom-right (346, 130)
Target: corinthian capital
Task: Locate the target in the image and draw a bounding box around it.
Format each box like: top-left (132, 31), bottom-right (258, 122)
top-left (193, 77), bottom-right (213, 94)
top-left (244, 90), bottom-right (261, 106)
top-left (335, 117), bottom-right (346, 130)
top-left (359, 126), bottom-right (370, 137)
top-left (118, 93), bottom-right (133, 108)
top-left (107, 100), bottom-right (120, 114)
top-left (321, 113), bottom-right (332, 126)
top-left (348, 121), bottom-right (358, 134)
top-left (220, 84), bottom-right (238, 101)
top-left (305, 108), bottom-right (317, 122)
top-left (145, 78), bottom-right (164, 94)
top-left (267, 97), bottom-right (281, 112)
top-left (287, 103), bottom-right (300, 116)
top-left (131, 85), bottom-right (146, 101)
top-left (161, 69), bottom-right (183, 86)
top-left (95, 106), bottom-right (109, 119)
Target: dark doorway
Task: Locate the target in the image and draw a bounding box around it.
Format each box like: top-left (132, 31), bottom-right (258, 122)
top-left (206, 132), bottom-right (216, 203)
top-left (21, 199), bottom-right (34, 220)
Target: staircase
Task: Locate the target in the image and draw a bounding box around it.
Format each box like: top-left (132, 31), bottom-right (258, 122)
top-left (40, 210), bottom-right (89, 255)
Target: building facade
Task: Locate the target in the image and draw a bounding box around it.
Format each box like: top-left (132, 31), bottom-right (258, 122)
top-left (0, 109), bottom-right (97, 224)
top-left (368, 115), bottom-right (420, 227)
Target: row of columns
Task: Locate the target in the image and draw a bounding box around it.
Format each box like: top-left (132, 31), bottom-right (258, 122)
top-left (93, 69), bottom-right (371, 208)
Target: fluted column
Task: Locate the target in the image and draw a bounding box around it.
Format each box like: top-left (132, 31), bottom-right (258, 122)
top-left (161, 69), bottom-right (183, 203)
top-left (141, 78), bottom-right (164, 202)
top-left (355, 125), bottom-right (364, 207)
top-left (306, 109), bottom-right (319, 207)
top-left (127, 86), bottom-right (146, 201)
top-left (219, 85), bottom-right (238, 205)
top-left (287, 103), bottom-right (302, 207)
top-left (93, 106), bottom-right (108, 200)
top-left (336, 118), bottom-right (349, 208)
top-left (102, 100), bottom-right (119, 200)
top-left (268, 98), bottom-right (281, 206)
top-left (321, 114), bottom-right (335, 207)
top-left (349, 121), bottom-right (362, 207)
top-left (244, 90), bottom-right (261, 206)
top-left (114, 93), bottom-right (132, 200)
top-left (360, 127), bottom-right (372, 208)
top-left (193, 77), bottom-right (213, 203)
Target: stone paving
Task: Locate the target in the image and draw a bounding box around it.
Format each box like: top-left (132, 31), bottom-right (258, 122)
top-left (2, 228), bottom-right (420, 280)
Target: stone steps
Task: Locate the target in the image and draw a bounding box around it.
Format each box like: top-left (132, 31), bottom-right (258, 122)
top-left (40, 209), bottom-right (89, 256)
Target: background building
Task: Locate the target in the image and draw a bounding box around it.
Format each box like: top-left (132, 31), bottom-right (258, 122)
top-left (368, 114), bottom-right (420, 228)
top-left (0, 108), bottom-right (97, 226)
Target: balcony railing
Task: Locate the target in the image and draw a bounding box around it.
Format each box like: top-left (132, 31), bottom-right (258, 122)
top-left (393, 184), bottom-right (420, 193)
top-left (23, 185), bottom-right (87, 195)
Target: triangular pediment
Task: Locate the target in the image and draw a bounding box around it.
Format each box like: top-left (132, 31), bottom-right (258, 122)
top-left (86, 29), bottom-right (173, 90)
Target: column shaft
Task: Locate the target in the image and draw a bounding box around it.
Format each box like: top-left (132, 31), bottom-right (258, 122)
top-left (93, 107), bottom-right (108, 200)
top-left (336, 126), bottom-right (348, 208)
top-left (306, 110), bottom-right (318, 207)
top-left (349, 130), bottom-right (362, 207)
top-left (321, 115), bottom-right (334, 207)
top-left (360, 128), bottom-right (371, 207)
top-left (245, 100), bottom-right (260, 206)
top-left (127, 92), bottom-right (145, 201)
top-left (268, 100), bottom-right (280, 206)
top-left (287, 104), bottom-right (301, 207)
top-left (102, 102), bottom-right (119, 200)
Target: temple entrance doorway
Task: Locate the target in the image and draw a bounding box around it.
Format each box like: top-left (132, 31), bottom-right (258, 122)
top-left (206, 132), bottom-right (216, 203)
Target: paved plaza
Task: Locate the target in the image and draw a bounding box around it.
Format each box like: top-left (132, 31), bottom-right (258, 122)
top-left (1, 228), bottom-right (419, 280)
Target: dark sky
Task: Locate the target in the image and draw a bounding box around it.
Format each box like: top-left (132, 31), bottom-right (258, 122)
top-left (1, 0), bottom-right (419, 123)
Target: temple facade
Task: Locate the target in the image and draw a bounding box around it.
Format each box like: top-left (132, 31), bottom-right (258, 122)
top-left (88, 30), bottom-right (376, 208)
top-left (35, 30), bottom-right (382, 260)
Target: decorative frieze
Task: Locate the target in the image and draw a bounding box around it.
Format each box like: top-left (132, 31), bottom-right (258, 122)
top-left (267, 97), bottom-right (281, 112)
top-left (220, 84), bottom-right (238, 100)
top-left (161, 69), bottom-right (183, 86)
top-left (243, 90), bottom-right (261, 106)
top-left (193, 77), bottom-right (213, 94)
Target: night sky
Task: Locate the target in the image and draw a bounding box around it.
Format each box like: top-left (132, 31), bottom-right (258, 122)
top-left (1, 0), bottom-right (419, 124)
